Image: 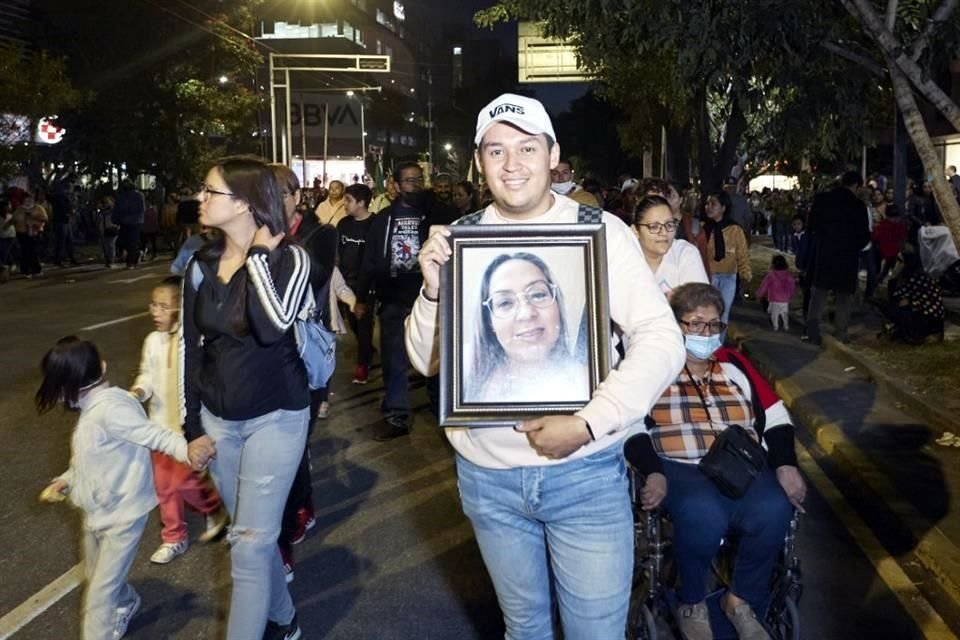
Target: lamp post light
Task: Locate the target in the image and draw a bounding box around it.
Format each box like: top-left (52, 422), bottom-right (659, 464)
top-left (218, 75), bottom-right (229, 85)
top-left (444, 142), bottom-right (452, 152)
top-left (346, 91), bottom-right (366, 162)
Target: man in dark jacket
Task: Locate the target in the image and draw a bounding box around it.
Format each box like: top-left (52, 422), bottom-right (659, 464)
top-left (355, 161), bottom-right (430, 440)
top-left (112, 180), bottom-right (145, 269)
top-left (804, 171), bottom-right (871, 344)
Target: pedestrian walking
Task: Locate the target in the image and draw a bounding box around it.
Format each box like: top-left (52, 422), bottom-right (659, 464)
top-left (180, 155), bottom-right (311, 640)
top-left (12, 193), bottom-right (47, 278)
top-left (702, 190), bottom-right (752, 335)
top-left (337, 183), bottom-right (377, 385)
top-left (130, 277), bottom-right (227, 565)
top-left (113, 181), bottom-right (145, 270)
top-left (36, 336), bottom-right (209, 640)
top-left (407, 93), bottom-right (685, 639)
top-left (805, 172), bottom-right (871, 344)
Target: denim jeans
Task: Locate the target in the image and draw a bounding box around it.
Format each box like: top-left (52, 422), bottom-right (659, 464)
top-left (456, 445), bottom-right (633, 640)
top-left (202, 406), bottom-right (308, 639)
top-left (662, 459), bottom-right (793, 616)
top-left (82, 513), bottom-right (148, 640)
top-left (711, 272), bottom-right (738, 338)
top-left (379, 302), bottom-right (412, 418)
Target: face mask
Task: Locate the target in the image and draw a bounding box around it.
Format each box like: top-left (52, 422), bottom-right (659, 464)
top-left (551, 181), bottom-right (575, 194)
top-left (684, 334), bottom-right (722, 360)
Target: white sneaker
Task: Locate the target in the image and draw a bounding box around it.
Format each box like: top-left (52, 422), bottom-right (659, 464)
top-left (150, 540), bottom-right (188, 564)
top-left (198, 508), bottom-right (228, 543)
top-left (113, 591), bottom-right (141, 640)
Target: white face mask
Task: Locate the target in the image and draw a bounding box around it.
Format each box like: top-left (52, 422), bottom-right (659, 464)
top-left (551, 181), bottom-right (575, 195)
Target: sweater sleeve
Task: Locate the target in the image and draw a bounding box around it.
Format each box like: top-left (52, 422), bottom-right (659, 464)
top-left (405, 292), bottom-right (440, 376)
top-left (755, 273), bottom-right (771, 299)
top-left (180, 259), bottom-right (204, 442)
top-left (245, 244), bottom-right (312, 344)
top-left (355, 214), bottom-right (387, 304)
top-left (104, 394), bottom-right (189, 463)
top-left (733, 226), bottom-right (752, 281)
top-left (132, 334), bottom-right (155, 400)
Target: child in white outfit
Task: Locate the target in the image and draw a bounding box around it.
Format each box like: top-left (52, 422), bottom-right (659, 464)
top-left (37, 336), bottom-right (206, 640)
top-left (131, 276), bottom-right (225, 565)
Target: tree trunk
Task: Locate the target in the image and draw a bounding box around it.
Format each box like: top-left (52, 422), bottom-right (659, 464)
top-left (695, 88), bottom-right (748, 194)
top-left (890, 65), bottom-right (960, 244)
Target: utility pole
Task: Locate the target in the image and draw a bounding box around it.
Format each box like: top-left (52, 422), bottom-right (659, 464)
top-left (427, 68), bottom-right (434, 175)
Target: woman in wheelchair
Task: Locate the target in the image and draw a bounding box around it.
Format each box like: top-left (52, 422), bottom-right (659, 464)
top-left (625, 283), bottom-right (806, 640)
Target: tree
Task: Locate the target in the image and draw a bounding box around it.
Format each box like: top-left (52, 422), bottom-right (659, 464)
top-left (835, 0), bottom-right (960, 247)
top-left (36, 0), bottom-right (262, 188)
top-left (476, 0), bottom-right (885, 191)
top-left (0, 44), bottom-right (83, 181)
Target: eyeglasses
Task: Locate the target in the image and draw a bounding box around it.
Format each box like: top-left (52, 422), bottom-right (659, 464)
top-left (148, 302), bottom-right (179, 313)
top-left (200, 184), bottom-right (236, 198)
top-left (635, 220), bottom-right (679, 234)
top-left (679, 319), bottom-right (727, 335)
top-left (484, 282), bottom-right (558, 319)
top-left (400, 176), bottom-right (424, 184)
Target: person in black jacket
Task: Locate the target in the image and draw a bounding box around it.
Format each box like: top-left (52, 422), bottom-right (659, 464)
top-left (804, 171), bottom-right (871, 344)
top-left (179, 156), bottom-right (310, 640)
top-left (113, 180), bottom-right (145, 269)
top-left (355, 161), bottom-right (430, 440)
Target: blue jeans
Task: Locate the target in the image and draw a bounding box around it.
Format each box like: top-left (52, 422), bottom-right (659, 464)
top-left (202, 406), bottom-right (308, 639)
top-left (456, 445), bottom-right (633, 640)
top-left (82, 514), bottom-right (148, 640)
top-left (662, 459), bottom-right (793, 616)
top-left (711, 272), bottom-right (738, 337)
top-left (379, 302), bottom-right (412, 417)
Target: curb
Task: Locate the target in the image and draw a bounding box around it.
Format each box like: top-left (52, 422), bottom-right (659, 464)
top-left (728, 323), bottom-right (960, 611)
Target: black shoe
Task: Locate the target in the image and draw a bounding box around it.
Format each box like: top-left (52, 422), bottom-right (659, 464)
top-left (263, 613), bottom-right (302, 640)
top-left (374, 416), bottom-right (410, 441)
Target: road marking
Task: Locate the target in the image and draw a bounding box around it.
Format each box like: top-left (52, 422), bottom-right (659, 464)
top-left (107, 274), bottom-right (156, 284)
top-left (798, 443), bottom-right (957, 639)
top-left (0, 564), bottom-right (82, 639)
top-left (80, 312), bottom-right (149, 331)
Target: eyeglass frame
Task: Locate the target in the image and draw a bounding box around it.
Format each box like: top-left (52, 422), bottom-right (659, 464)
top-left (200, 184), bottom-right (236, 199)
top-left (679, 318), bottom-right (727, 335)
top-left (148, 302), bottom-right (180, 313)
top-left (482, 281), bottom-right (559, 319)
top-left (635, 220), bottom-right (679, 234)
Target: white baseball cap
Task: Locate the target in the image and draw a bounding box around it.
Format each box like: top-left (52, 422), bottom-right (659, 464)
top-left (474, 93), bottom-right (557, 145)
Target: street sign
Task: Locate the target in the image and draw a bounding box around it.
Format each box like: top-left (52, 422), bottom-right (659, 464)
top-left (517, 22), bottom-right (589, 83)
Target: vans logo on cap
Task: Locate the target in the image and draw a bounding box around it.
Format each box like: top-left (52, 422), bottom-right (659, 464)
top-left (489, 103), bottom-right (525, 118)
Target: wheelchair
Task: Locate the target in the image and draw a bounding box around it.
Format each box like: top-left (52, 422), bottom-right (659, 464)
top-left (626, 467), bottom-right (802, 640)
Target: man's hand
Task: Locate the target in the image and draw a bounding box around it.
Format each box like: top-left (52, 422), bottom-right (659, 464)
top-left (515, 415), bottom-right (593, 459)
top-left (252, 225), bottom-right (285, 252)
top-left (188, 435), bottom-right (217, 471)
top-left (417, 225), bottom-right (452, 300)
top-left (39, 479), bottom-right (69, 503)
top-left (354, 302), bottom-right (369, 320)
top-left (640, 472), bottom-right (667, 511)
top-left (775, 465), bottom-right (806, 513)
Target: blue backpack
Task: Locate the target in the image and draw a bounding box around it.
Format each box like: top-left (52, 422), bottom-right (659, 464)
top-left (189, 255), bottom-right (336, 390)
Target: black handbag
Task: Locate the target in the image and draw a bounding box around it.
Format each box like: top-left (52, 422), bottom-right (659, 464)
top-left (698, 424), bottom-right (767, 498)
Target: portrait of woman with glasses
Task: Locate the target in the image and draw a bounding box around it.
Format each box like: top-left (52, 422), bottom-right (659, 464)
top-left (632, 195), bottom-right (708, 297)
top-left (464, 251), bottom-right (588, 403)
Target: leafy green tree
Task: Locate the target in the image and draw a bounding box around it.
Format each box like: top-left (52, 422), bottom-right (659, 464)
top-left (0, 44), bottom-right (83, 180)
top-left (37, 0), bottom-right (262, 188)
top-left (476, 0), bottom-right (885, 191)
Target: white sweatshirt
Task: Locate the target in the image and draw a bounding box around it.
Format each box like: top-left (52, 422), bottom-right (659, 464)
top-left (57, 385), bottom-right (189, 529)
top-left (654, 239), bottom-right (710, 295)
top-left (133, 329), bottom-right (181, 433)
top-left (404, 194), bottom-right (686, 469)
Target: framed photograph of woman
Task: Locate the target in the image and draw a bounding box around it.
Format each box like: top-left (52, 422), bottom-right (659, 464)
top-left (438, 224), bottom-right (611, 427)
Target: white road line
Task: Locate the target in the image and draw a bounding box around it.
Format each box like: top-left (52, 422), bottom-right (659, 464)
top-left (0, 564), bottom-right (82, 640)
top-left (80, 312), bottom-right (149, 331)
top-left (106, 274), bottom-right (157, 284)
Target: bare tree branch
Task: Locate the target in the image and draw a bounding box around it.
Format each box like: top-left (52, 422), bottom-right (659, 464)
top-left (842, 0), bottom-right (960, 132)
top-left (910, 0), bottom-right (960, 61)
top-left (821, 41), bottom-right (886, 77)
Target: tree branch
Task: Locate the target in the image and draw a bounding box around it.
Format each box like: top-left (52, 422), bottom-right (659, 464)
top-left (821, 41), bottom-right (886, 77)
top-left (843, 0), bottom-right (960, 132)
top-left (910, 0), bottom-right (959, 61)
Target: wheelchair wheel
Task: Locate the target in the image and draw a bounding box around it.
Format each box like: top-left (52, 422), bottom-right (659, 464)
top-left (626, 599), bottom-right (657, 640)
top-left (767, 596), bottom-right (799, 640)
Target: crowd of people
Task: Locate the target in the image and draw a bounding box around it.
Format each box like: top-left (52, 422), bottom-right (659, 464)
top-left (25, 88), bottom-right (958, 640)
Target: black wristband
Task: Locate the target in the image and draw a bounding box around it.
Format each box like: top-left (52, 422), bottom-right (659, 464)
top-left (584, 422), bottom-right (596, 441)
top-left (421, 287), bottom-right (438, 303)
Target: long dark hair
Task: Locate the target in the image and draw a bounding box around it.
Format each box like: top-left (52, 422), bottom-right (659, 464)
top-left (468, 253), bottom-right (570, 395)
top-left (36, 336), bottom-right (104, 414)
top-left (197, 155), bottom-right (293, 335)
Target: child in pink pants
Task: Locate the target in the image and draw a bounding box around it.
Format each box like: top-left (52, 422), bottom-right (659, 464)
top-left (756, 254), bottom-right (797, 331)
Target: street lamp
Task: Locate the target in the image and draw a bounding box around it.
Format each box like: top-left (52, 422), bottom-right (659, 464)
top-left (346, 91), bottom-right (365, 161)
top-left (444, 142), bottom-right (452, 152)
top-left (218, 75), bottom-right (229, 84)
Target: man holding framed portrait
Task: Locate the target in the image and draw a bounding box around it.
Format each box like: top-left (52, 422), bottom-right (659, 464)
top-left (405, 93), bottom-right (686, 639)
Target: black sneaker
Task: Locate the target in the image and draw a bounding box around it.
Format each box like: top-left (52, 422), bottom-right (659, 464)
top-left (263, 613), bottom-right (302, 640)
top-left (374, 415), bottom-right (410, 441)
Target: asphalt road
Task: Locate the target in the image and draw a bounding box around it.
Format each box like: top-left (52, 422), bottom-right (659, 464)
top-left (0, 258), bottom-right (937, 639)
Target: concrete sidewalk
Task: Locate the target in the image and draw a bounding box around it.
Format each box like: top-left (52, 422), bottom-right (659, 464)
top-left (728, 251), bottom-right (960, 620)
